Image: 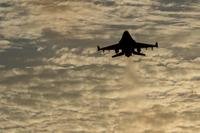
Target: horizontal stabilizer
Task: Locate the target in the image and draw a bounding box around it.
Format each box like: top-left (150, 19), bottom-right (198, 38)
top-left (112, 52), bottom-right (124, 58)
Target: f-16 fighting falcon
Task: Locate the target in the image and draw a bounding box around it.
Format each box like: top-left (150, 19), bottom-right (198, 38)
top-left (97, 31), bottom-right (158, 58)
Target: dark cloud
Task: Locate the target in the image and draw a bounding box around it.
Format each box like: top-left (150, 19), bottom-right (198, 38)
top-left (156, 0), bottom-right (199, 5)
top-left (191, 76), bottom-right (200, 81)
top-left (94, 0), bottom-right (116, 6)
top-left (171, 47), bottom-right (200, 60)
top-left (154, 0), bottom-right (199, 12)
top-left (0, 0), bottom-right (199, 132)
top-left (0, 39), bottom-right (42, 69)
top-left (0, 2), bottom-right (12, 8)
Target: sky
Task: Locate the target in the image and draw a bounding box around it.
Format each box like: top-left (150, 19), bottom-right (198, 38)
top-left (0, 0), bottom-right (200, 132)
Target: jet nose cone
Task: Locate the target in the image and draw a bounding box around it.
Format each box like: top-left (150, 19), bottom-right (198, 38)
top-left (124, 30), bottom-right (129, 34)
top-left (123, 31), bottom-right (130, 36)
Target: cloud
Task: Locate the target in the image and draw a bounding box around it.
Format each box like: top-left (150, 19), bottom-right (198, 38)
top-left (0, 40), bottom-right (11, 52)
top-left (0, 0), bottom-right (200, 132)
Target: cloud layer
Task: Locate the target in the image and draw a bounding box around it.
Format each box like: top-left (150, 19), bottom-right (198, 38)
top-left (0, 0), bottom-right (199, 132)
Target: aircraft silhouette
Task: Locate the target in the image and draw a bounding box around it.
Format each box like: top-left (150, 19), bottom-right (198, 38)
top-left (97, 31), bottom-right (158, 58)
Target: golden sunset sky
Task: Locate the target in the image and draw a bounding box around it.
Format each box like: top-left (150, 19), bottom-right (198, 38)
top-left (0, 0), bottom-right (200, 132)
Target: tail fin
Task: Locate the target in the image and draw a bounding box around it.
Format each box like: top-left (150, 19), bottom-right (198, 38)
top-left (155, 42), bottom-right (158, 48)
top-left (97, 46), bottom-right (100, 51)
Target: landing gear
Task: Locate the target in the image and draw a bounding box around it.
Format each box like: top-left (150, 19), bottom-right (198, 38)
top-left (125, 52), bottom-right (132, 57)
top-left (137, 48), bottom-right (141, 53)
top-left (115, 49), bottom-right (119, 53)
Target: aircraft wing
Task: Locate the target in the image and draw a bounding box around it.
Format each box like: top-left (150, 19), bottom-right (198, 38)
top-left (97, 44), bottom-right (118, 51)
top-left (136, 42), bottom-right (158, 49)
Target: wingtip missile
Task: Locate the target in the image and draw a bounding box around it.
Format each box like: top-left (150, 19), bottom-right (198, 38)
top-left (155, 42), bottom-right (158, 48)
top-left (97, 46), bottom-right (100, 51)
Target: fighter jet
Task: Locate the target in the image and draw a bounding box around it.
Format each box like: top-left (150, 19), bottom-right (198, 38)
top-left (97, 31), bottom-right (158, 58)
